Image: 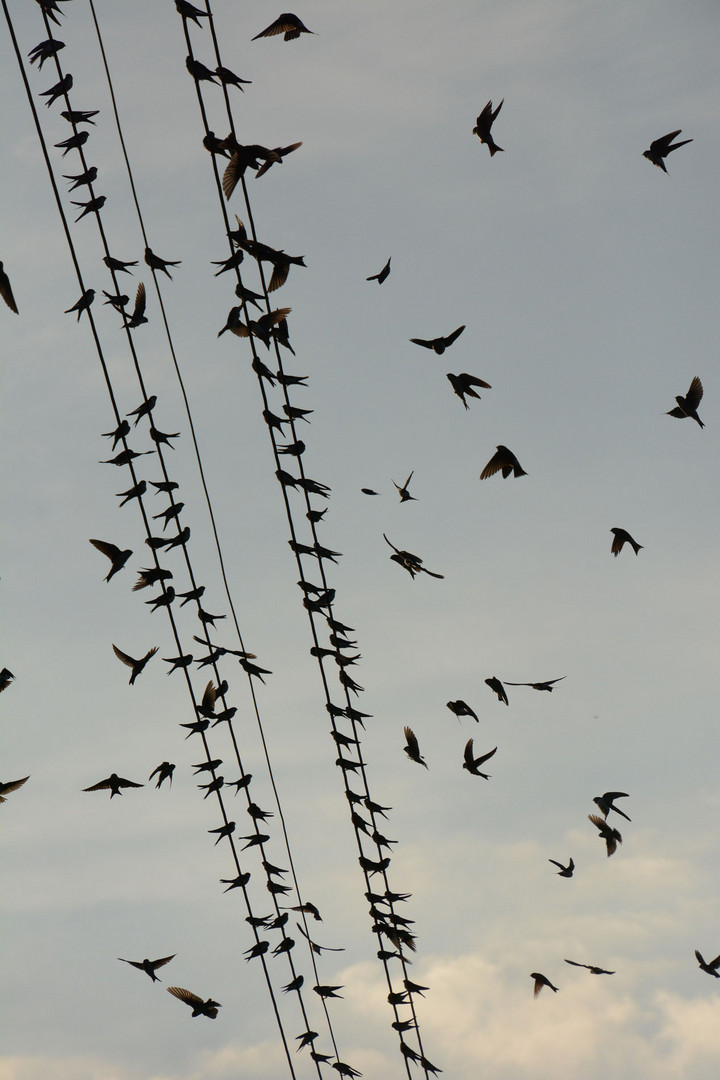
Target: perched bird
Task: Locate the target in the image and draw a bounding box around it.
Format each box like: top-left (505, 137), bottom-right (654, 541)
top-left (60, 108), bottom-right (99, 126)
top-left (64, 289), bottom-right (95, 320)
top-left (41, 72), bottom-right (73, 108)
top-left (410, 325), bottom-right (465, 354)
top-left (175, 0), bottom-right (208, 26)
top-left (313, 984), bottom-right (344, 1000)
top-left (89, 538), bottom-right (132, 582)
top-left (485, 677), bottom-right (509, 705)
top-left (548, 857), bottom-right (574, 878)
top-left (64, 166), bottom-right (98, 191)
top-left (643, 130), bottom-right (692, 173)
top-left (505, 677), bottom-right (566, 692)
top-left (55, 131), bottom-right (89, 155)
top-left (367, 257), bottom-right (391, 284)
top-left (393, 471), bottom-right (416, 502)
top-left (564, 959), bottom-right (614, 975)
top-left (403, 726), bottom-right (428, 768)
top-left (104, 254), bottom-right (137, 275)
top-left (473, 99), bottom-right (504, 156)
top-left (593, 791), bottom-right (631, 822)
top-left (83, 773), bottom-right (143, 798)
top-left (0, 668), bottom-right (15, 692)
top-left (149, 762), bottom-right (175, 788)
top-left (112, 644), bottom-right (158, 684)
top-left (252, 13), bottom-right (315, 40)
top-left (610, 528), bottom-right (643, 557)
top-left (0, 263), bottom-right (19, 313)
top-left (531, 972), bottom-right (559, 997)
top-left (695, 949), bottom-right (720, 978)
top-left (103, 291), bottom-right (129, 312)
top-left (215, 65), bottom-right (252, 91)
top-left (462, 739), bottom-right (497, 778)
top-left (447, 699), bottom-right (479, 722)
top-left (144, 247), bottom-right (181, 279)
top-left (28, 37), bottom-right (66, 69)
top-left (72, 195), bottom-right (106, 222)
top-left (383, 534), bottom-right (444, 580)
top-left (119, 955), bottom-right (175, 981)
top-left (480, 445), bottom-right (526, 479)
top-left (127, 395), bottom-right (157, 425)
top-left (117, 480), bottom-right (147, 506)
top-left (0, 776), bottom-right (30, 803)
top-left (446, 372), bottom-right (491, 408)
top-left (588, 813), bottom-right (622, 856)
top-left (100, 448), bottom-right (152, 467)
top-left (667, 376), bottom-right (704, 428)
top-left (167, 986), bottom-right (220, 1018)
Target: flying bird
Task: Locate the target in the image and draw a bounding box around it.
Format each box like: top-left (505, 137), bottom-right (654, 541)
top-left (593, 791), bottom-right (631, 822)
top-left (531, 972), bottom-right (558, 997)
top-left (462, 739), bottom-right (497, 778)
top-left (112, 644), bottom-right (158, 684)
top-left (473, 99), bottom-right (504, 156)
top-left (410, 325), bottom-right (465, 354)
top-left (446, 372), bottom-right (491, 408)
top-left (695, 949), bottom-right (720, 978)
top-left (447, 699), bottom-right (479, 722)
top-left (643, 130), bottom-right (692, 173)
top-left (610, 528), bottom-right (643, 557)
top-left (564, 959), bottom-right (615, 975)
top-left (367, 257), bottom-right (391, 284)
top-left (588, 813), bottom-right (622, 857)
top-left (167, 986), bottom-right (221, 1018)
top-left (480, 445), bottom-right (526, 479)
top-left (0, 668), bottom-right (15, 692)
top-left (124, 283), bottom-right (147, 328)
top-left (393, 471), bottom-right (416, 502)
top-left (485, 677), bottom-right (508, 705)
top-left (505, 677), bottom-right (566, 692)
top-left (252, 13), bottom-right (315, 41)
top-left (83, 773), bottom-right (143, 798)
top-left (0, 776), bottom-right (30, 803)
top-left (0, 262), bottom-right (18, 313)
top-left (119, 955), bottom-right (176, 981)
top-left (383, 534), bottom-right (444, 580)
top-left (548, 857), bottom-right (574, 878)
top-left (149, 762), bottom-right (175, 788)
top-left (667, 376), bottom-right (704, 428)
top-left (256, 141), bottom-right (303, 178)
top-left (403, 726), bottom-right (428, 768)
top-left (89, 539), bottom-right (132, 582)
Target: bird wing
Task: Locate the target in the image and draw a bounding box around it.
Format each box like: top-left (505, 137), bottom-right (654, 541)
top-left (410, 337), bottom-right (433, 349)
top-left (118, 958), bottom-right (145, 970)
top-left (0, 776), bottom-right (30, 796)
top-left (83, 778), bottom-right (112, 791)
top-left (404, 727), bottom-right (420, 755)
top-left (152, 954), bottom-right (176, 969)
top-left (141, 647), bottom-right (159, 664)
top-left (474, 745), bottom-right (498, 766)
top-left (685, 376), bottom-right (703, 408)
top-left (167, 986), bottom-right (202, 1008)
top-left (480, 450), bottom-right (503, 479)
top-left (132, 282), bottom-right (146, 318)
top-left (112, 644), bottom-right (136, 668)
top-left (463, 739), bottom-right (475, 767)
top-left (444, 325), bottom-right (466, 347)
top-left (651, 130), bottom-right (682, 152)
top-left (563, 959), bottom-right (586, 969)
top-left (89, 538), bottom-right (121, 561)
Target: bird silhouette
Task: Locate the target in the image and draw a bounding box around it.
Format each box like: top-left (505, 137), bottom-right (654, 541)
top-left (593, 791), bottom-right (631, 821)
top-left (383, 534), bottom-right (443, 580)
top-left (0, 669), bottom-right (15, 692)
top-left (695, 949), bottom-right (720, 978)
top-left (55, 131), bottom-right (89, 155)
top-left (185, 56), bottom-right (218, 84)
top-left (256, 141), bottom-right (303, 179)
top-left (446, 372), bottom-right (491, 408)
top-left (564, 959), bottom-right (614, 975)
top-left (667, 376), bottom-right (704, 428)
top-left (83, 773), bottom-right (143, 797)
top-left (125, 283), bottom-right (147, 328)
top-left (215, 65), bottom-right (252, 91)
top-left (149, 762), bottom-right (175, 788)
top-left (252, 13), bottom-right (315, 40)
top-left (531, 972), bottom-right (558, 996)
top-left (588, 813), bottom-right (622, 856)
top-left (72, 195), bottom-right (106, 222)
top-left (0, 263), bottom-right (19, 313)
top-left (505, 677), bottom-right (566, 692)
top-left (144, 248), bottom-right (181, 279)
top-left (548, 857), bottom-right (574, 878)
top-left (60, 108), bottom-right (98, 126)
top-left (367, 257), bottom-right (391, 284)
top-left (64, 166), bottom-right (98, 191)
top-left (610, 528), bottom-right (643, 557)
top-left (89, 539), bottom-right (132, 582)
top-left (0, 776), bottom-right (30, 803)
top-left (392, 471), bottom-right (416, 502)
top-left (473, 100), bottom-right (504, 155)
top-left (643, 130), bottom-right (692, 173)
top-left (175, 0), bottom-right (208, 26)
top-left (64, 289), bottom-right (95, 320)
top-left (403, 726), bottom-right (428, 768)
top-left (167, 986), bottom-right (221, 1017)
top-left (485, 677), bottom-right (509, 705)
top-left (41, 72), bottom-right (73, 108)
top-left (410, 325), bottom-right (465, 354)
top-left (112, 644), bottom-right (158, 684)
top-left (447, 699), bottom-right (479, 722)
top-left (28, 37), bottom-right (66, 69)
top-left (480, 445), bottom-right (526, 479)
top-left (119, 955), bottom-right (175, 981)
top-left (462, 739), bottom-right (497, 778)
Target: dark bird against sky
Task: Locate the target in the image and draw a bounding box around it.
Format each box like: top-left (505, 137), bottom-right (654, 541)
top-left (410, 325), bottom-right (465, 354)
top-left (667, 376), bottom-right (704, 428)
top-left (643, 130), bottom-right (692, 173)
top-left (610, 528), bottom-right (643, 557)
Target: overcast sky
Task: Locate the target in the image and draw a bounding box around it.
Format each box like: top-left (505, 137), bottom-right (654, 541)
top-left (2, 2), bottom-right (720, 1079)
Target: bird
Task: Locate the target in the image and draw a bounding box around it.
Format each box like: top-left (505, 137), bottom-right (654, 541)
top-left (643, 130), bottom-right (692, 173)
top-left (112, 644), bottom-right (158, 684)
top-left (255, 141), bottom-right (303, 179)
top-left (403, 726), bottom-right (428, 768)
top-left (480, 445), bottom-right (526, 479)
top-left (367, 257), bottom-right (391, 284)
top-left (0, 262), bottom-right (19, 313)
top-left (695, 949), bottom-right (720, 978)
top-left (167, 986), bottom-right (221, 1018)
top-left (186, 55), bottom-right (218, 83)
top-left (124, 283), bottom-right (147, 328)
top-left (103, 291), bottom-right (129, 312)
top-left (446, 372), bottom-right (491, 408)
top-left (60, 108), bottom-right (99, 126)
top-left (564, 959), bottom-right (615, 975)
top-left (55, 131), bottom-right (89, 155)
top-left (485, 677), bottom-right (509, 705)
top-left (410, 325), bottom-right (465, 354)
top-left (117, 481), bottom-right (147, 506)
top-left (0, 776), bottom-right (30, 803)
top-left (40, 72), bottom-right (73, 108)
top-left (393, 471), bottom-right (416, 502)
top-left (313, 984), bottom-right (344, 999)
top-left (215, 65), bottom-right (252, 91)
top-left (64, 289), bottom-right (95, 320)
top-left (531, 972), bottom-right (558, 997)
top-left (383, 534), bottom-right (444, 580)
top-left (83, 774), bottom-right (143, 798)
top-left (667, 376), bottom-right (704, 428)
top-left (72, 195), bottom-right (106, 222)
top-left (149, 762), bottom-right (175, 788)
top-left (588, 813), bottom-right (622, 856)
top-left (447, 699), bottom-right (479, 722)
top-left (462, 739), bottom-right (497, 778)
top-left (119, 955), bottom-right (175, 981)
top-left (126, 395), bottom-right (157, 425)
top-left (88, 539), bottom-right (132, 582)
top-left (361, 487), bottom-right (379, 496)
top-left (548, 857), bottom-right (574, 878)
top-left (175, 0), bottom-right (208, 26)
top-left (64, 166), bottom-right (99, 191)
top-left (593, 791), bottom-right (631, 822)
top-left (252, 13), bottom-right (315, 41)
top-left (103, 255), bottom-right (137, 274)
top-left (504, 677), bottom-right (566, 692)
top-left (0, 668), bottom-right (15, 692)
top-left (100, 448), bottom-right (152, 467)
top-left (144, 247), bottom-right (181, 279)
top-left (610, 528), bottom-right (643, 557)
top-left (473, 99), bottom-right (504, 155)
top-left (28, 37), bottom-right (66, 69)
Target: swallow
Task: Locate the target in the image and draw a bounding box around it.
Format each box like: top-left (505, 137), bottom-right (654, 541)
top-left (144, 248), bottom-right (181, 279)
top-left (588, 813), bottom-right (622, 856)
top-left (127, 395), bottom-right (157, 425)
top-left (235, 282), bottom-right (264, 309)
top-left (252, 13), bottom-right (315, 40)
top-left (145, 586), bottom-right (175, 612)
top-left (112, 644), bottom-right (158, 684)
top-left (0, 263), bottom-right (19, 313)
top-left (83, 773), bottom-right (144, 797)
top-left (103, 255), bottom-right (137, 274)
top-left (0, 669), bottom-right (15, 692)
top-left (403, 726), bottom-right (428, 768)
top-left (149, 762), bottom-right (175, 788)
top-left (393, 471), bottom-right (416, 502)
top-left (367, 257), bottom-right (391, 284)
top-left (28, 38), bottom-right (66, 69)
top-left (175, 0), bottom-right (208, 25)
top-left (117, 480), bottom-right (147, 506)
top-left (41, 73), bottom-right (73, 108)
top-left (119, 954), bottom-right (175, 981)
top-left (133, 567), bottom-right (172, 592)
top-left (667, 376), bottom-right (704, 428)
top-left (283, 403), bottom-right (313, 423)
top-left (61, 108), bottom-right (99, 126)
top-left (447, 372), bottom-right (491, 408)
top-left (480, 445), bottom-right (527, 479)
top-left (473, 99), bottom-right (504, 156)
top-left (149, 426), bottom-right (180, 448)
top-left (100, 448), bottom-right (152, 467)
top-left (289, 901), bottom-right (322, 921)
top-left (564, 959), bottom-right (615, 975)
top-left (103, 291), bottom-right (129, 312)
top-left (89, 538), bottom-right (132, 581)
top-left (593, 791), bottom-right (631, 821)
top-left (531, 972), bottom-right (558, 997)
top-left (55, 130), bottom-right (89, 155)
top-left (610, 528), bottom-right (643, 557)
top-left (215, 65), bottom-right (252, 90)
top-left (256, 142), bottom-right (303, 179)
top-left (410, 325), bottom-right (465, 354)
top-left (64, 289), bottom-right (95, 320)
top-left (504, 677), bottom-right (566, 692)
top-left (0, 776), bottom-right (30, 803)
top-left (485, 677), bottom-right (508, 705)
top-left (229, 308), bottom-right (292, 347)
top-left (313, 984), bottom-right (343, 1000)
top-left (383, 534), bottom-right (444, 580)
top-left (33, 0), bottom-right (66, 26)
top-left (167, 986), bottom-right (221, 1018)
top-left (447, 699), bottom-right (479, 722)
top-left (72, 195), bottom-right (106, 221)
top-left (150, 480), bottom-right (177, 494)
top-left (210, 822), bottom-right (236, 845)
top-left (332, 1064), bottom-right (362, 1079)
top-left (462, 739), bottom-right (497, 778)
top-left (643, 130), bottom-right (692, 173)
top-left (186, 56), bottom-right (218, 83)
top-left (64, 166), bottom-right (98, 190)
top-left (548, 857), bottom-right (574, 878)
top-left (695, 949), bottom-right (720, 978)
top-left (153, 503), bottom-right (184, 530)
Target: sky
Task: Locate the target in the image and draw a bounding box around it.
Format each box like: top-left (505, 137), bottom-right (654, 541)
top-left (2, 1), bottom-right (720, 1078)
